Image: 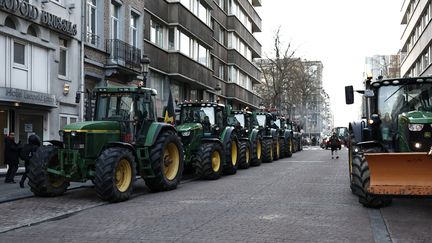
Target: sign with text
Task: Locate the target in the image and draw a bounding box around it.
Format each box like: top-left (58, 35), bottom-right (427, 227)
top-left (0, 87), bottom-right (57, 107)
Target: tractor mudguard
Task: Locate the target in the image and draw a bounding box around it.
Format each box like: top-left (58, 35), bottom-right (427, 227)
top-left (144, 122), bottom-right (177, 147)
top-left (221, 126), bottom-right (236, 146)
top-left (101, 142), bottom-right (135, 156)
top-left (365, 152), bottom-right (432, 196)
top-left (44, 140), bottom-right (64, 148)
top-left (201, 137), bottom-right (223, 147)
top-left (248, 129), bottom-right (259, 142)
top-left (349, 120), bottom-right (367, 143)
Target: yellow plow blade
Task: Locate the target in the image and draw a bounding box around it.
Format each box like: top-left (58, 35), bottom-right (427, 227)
top-left (366, 152), bottom-right (432, 196)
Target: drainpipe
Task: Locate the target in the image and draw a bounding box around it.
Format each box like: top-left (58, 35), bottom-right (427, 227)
top-left (80, 0), bottom-right (85, 121)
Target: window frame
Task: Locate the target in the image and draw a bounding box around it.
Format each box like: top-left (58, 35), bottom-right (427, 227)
top-left (87, 0), bottom-right (97, 45)
top-left (13, 40), bottom-right (27, 68)
top-left (110, 2), bottom-right (120, 40)
top-left (58, 38), bottom-right (68, 78)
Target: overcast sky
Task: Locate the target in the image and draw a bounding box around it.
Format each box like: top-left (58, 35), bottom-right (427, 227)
top-left (256, 0), bottom-right (404, 127)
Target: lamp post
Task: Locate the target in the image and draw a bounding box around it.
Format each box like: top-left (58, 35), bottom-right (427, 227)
top-left (140, 55), bottom-right (150, 87)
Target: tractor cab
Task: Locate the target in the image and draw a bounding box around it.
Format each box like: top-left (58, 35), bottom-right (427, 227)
top-left (178, 102), bottom-right (225, 137)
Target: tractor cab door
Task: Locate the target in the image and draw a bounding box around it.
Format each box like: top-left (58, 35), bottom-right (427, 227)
top-left (133, 93), bottom-right (154, 144)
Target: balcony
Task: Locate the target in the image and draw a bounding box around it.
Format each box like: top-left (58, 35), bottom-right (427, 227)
top-left (225, 82), bottom-right (261, 108)
top-left (105, 39), bottom-right (142, 75)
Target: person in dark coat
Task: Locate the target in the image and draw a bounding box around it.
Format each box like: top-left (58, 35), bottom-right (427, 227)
top-left (19, 134), bottom-right (41, 188)
top-left (329, 132), bottom-right (340, 159)
top-left (4, 132), bottom-right (21, 183)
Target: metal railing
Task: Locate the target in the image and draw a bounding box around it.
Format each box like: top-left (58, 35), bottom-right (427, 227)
top-left (106, 39), bottom-right (142, 69)
top-left (85, 32), bottom-right (100, 46)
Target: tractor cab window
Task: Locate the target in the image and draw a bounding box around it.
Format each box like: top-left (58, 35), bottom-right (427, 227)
top-left (234, 114), bottom-right (245, 127)
top-left (181, 106), bottom-right (215, 125)
top-left (96, 93), bottom-right (134, 121)
top-left (275, 119), bottom-right (282, 128)
top-left (256, 114), bottom-right (266, 127)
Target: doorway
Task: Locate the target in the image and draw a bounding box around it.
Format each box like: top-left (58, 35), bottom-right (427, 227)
top-left (17, 114), bottom-right (44, 145)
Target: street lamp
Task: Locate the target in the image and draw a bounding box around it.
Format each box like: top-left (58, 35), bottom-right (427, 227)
top-left (140, 55), bottom-right (150, 87)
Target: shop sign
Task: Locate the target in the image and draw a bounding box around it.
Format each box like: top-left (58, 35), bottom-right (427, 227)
top-left (0, 0), bottom-right (77, 36)
top-left (0, 87), bottom-right (57, 107)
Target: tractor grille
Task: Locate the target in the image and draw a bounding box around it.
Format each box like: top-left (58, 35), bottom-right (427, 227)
top-left (63, 132), bottom-right (86, 156)
top-left (408, 125), bottom-right (432, 152)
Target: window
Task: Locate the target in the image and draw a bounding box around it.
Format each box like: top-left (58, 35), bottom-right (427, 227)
top-left (13, 42), bottom-right (25, 65)
top-left (110, 2), bottom-right (120, 39)
top-left (168, 28), bottom-right (176, 50)
top-left (218, 28), bottom-right (225, 45)
top-left (218, 64), bottom-right (225, 79)
top-left (130, 12), bottom-right (138, 47)
top-left (198, 2), bottom-right (208, 23)
top-left (150, 20), bottom-right (164, 48)
top-left (179, 32), bottom-right (190, 56)
top-left (87, 0), bottom-right (97, 44)
top-left (198, 44), bottom-right (208, 65)
top-left (60, 115), bottom-right (78, 130)
top-left (59, 38), bottom-right (68, 77)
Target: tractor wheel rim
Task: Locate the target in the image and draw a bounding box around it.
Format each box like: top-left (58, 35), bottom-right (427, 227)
top-left (211, 150), bottom-right (221, 172)
top-left (246, 146), bottom-right (250, 163)
top-left (257, 140), bottom-right (262, 160)
top-left (115, 159), bottom-right (132, 192)
top-left (270, 143), bottom-right (273, 160)
top-left (276, 140), bottom-right (280, 157)
top-left (163, 142), bottom-right (180, 181)
top-left (49, 176), bottom-right (66, 188)
top-left (231, 141), bottom-right (238, 166)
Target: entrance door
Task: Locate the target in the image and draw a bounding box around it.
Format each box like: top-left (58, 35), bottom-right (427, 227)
top-left (18, 114), bottom-right (43, 145)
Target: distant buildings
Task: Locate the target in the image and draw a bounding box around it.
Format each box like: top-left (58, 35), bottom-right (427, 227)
top-left (365, 55), bottom-right (400, 79)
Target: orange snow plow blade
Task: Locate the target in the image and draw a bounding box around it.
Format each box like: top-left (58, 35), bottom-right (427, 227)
top-left (366, 152), bottom-right (432, 196)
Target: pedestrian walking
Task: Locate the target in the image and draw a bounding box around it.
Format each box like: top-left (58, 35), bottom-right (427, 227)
top-left (19, 134), bottom-right (41, 188)
top-left (4, 132), bottom-right (21, 183)
top-left (329, 132), bottom-right (340, 159)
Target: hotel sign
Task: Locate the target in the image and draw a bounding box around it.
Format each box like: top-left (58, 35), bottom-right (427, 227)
top-left (0, 88), bottom-right (57, 107)
top-left (0, 0), bottom-right (77, 36)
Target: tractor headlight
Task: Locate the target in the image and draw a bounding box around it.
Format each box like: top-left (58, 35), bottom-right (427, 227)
top-left (245, 129), bottom-right (249, 133)
top-left (414, 142), bottom-right (422, 149)
top-left (71, 131), bottom-right (77, 137)
top-left (408, 124), bottom-right (424, 131)
top-left (182, 131), bottom-right (190, 136)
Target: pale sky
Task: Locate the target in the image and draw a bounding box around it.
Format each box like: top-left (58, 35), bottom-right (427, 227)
top-left (256, 0), bottom-right (404, 127)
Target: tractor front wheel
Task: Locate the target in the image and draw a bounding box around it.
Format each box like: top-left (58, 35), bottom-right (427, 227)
top-left (195, 142), bottom-right (223, 180)
top-left (351, 152), bottom-right (392, 208)
top-left (145, 131), bottom-right (184, 192)
top-left (95, 147), bottom-right (136, 202)
top-left (250, 136), bottom-right (262, 166)
top-left (28, 146), bottom-right (70, 197)
top-left (285, 138), bottom-right (293, 158)
top-left (238, 141), bottom-right (251, 169)
top-left (223, 136), bottom-right (239, 175)
top-left (262, 139), bottom-right (273, 163)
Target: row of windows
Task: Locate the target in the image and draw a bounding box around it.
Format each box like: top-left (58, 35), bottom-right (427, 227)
top-left (215, 0), bottom-right (253, 33)
top-left (404, 1), bottom-right (432, 58)
top-left (150, 21), bottom-right (210, 66)
top-left (407, 44), bottom-right (432, 77)
top-left (3, 16), bottom-right (68, 78)
top-left (228, 65), bottom-right (252, 90)
top-left (178, 0), bottom-right (210, 26)
top-left (228, 32), bottom-right (253, 61)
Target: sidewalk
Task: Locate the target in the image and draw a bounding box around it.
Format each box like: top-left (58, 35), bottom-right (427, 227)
top-left (0, 168), bottom-right (93, 203)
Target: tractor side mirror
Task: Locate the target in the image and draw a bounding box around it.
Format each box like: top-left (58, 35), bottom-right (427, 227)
top-left (345, 86), bottom-right (354, 104)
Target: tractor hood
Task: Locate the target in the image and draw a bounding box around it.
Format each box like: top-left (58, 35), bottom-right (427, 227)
top-left (403, 111), bottom-right (432, 124)
top-left (62, 121), bottom-right (120, 131)
top-left (176, 123), bottom-right (203, 132)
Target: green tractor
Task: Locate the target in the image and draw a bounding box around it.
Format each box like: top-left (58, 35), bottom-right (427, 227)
top-left (28, 87), bottom-right (184, 202)
top-left (292, 123), bottom-right (303, 153)
top-left (176, 102), bottom-right (239, 180)
top-left (345, 76), bottom-right (432, 208)
top-left (255, 112), bottom-right (280, 162)
top-left (274, 116), bottom-right (294, 158)
top-left (231, 110), bottom-right (262, 168)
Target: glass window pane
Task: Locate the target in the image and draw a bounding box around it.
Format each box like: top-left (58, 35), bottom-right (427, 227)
top-left (59, 49), bottom-right (67, 76)
top-left (14, 42), bottom-right (25, 65)
top-left (60, 117), bottom-right (67, 129)
top-left (180, 32), bottom-right (190, 56)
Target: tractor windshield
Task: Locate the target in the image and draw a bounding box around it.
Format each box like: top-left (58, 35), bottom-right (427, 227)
top-left (234, 114), bottom-right (245, 127)
top-left (275, 119), bottom-right (282, 128)
top-left (95, 93), bottom-right (151, 121)
top-left (256, 114), bottom-right (266, 126)
top-left (378, 83), bottom-right (432, 120)
top-left (181, 106), bottom-right (216, 125)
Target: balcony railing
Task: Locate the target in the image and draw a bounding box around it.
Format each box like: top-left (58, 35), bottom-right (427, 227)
top-left (85, 32), bottom-right (101, 46)
top-left (106, 39), bottom-right (141, 70)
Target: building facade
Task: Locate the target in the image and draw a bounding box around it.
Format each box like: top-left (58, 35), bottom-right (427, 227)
top-left (0, 0), bottom-right (82, 167)
top-left (400, 0), bottom-right (432, 77)
top-left (144, 0), bottom-right (262, 112)
top-left (365, 54), bottom-right (400, 79)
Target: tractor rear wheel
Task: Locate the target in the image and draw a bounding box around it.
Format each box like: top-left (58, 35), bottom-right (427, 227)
top-left (273, 139), bottom-right (280, 161)
top-left (95, 147), bottom-right (136, 202)
top-left (195, 142), bottom-right (223, 180)
top-left (262, 139), bottom-right (273, 163)
top-left (351, 152), bottom-right (392, 208)
top-left (145, 131), bottom-right (184, 192)
top-left (238, 141), bottom-right (251, 169)
top-left (250, 136), bottom-right (262, 166)
top-left (285, 138), bottom-right (293, 158)
top-left (28, 146), bottom-right (70, 197)
top-left (223, 136), bottom-right (239, 175)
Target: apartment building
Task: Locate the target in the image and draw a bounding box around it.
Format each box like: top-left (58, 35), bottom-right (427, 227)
top-left (400, 0), bottom-right (432, 77)
top-left (144, 0), bottom-right (262, 112)
top-left (0, 0), bottom-right (82, 167)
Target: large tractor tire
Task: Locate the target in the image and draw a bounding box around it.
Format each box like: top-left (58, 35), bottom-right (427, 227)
top-left (195, 142), bottom-right (223, 180)
top-left (351, 151), bottom-right (392, 208)
top-left (347, 135), bottom-right (358, 195)
top-left (94, 147), bottom-right (136, 202)
top-left (238, 141), bottom-right (251, 169)
top-left (223, 136), bottom-right (239, 175)
top-left (285, 138), bottom-right (293, 158)
top-left (272, 138), bottom-right (280, 161)
top-left (145, 131), bottom-right (184, 192)
top-left (262, 138), bottom-right (273, 163)
top-left (28, 146), bottom-right (70, 197)
top-left (250, 136), bottom-right (262, 166)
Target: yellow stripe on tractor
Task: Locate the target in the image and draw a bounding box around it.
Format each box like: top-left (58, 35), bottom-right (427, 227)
top-left (366, 152), bottom-right (432, 196)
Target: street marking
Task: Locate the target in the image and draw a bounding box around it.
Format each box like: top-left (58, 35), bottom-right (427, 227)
top-left (368, 209), bottom-right (392, 243)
